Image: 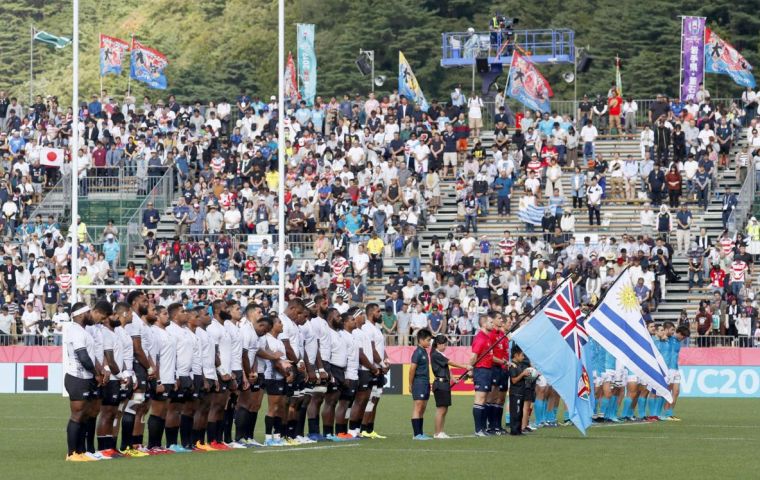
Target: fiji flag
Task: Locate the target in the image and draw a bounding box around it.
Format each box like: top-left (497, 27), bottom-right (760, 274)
top-left (512, 280), bottom-right (594, 435)
top-left (506, 51), bottom-right (553, 113)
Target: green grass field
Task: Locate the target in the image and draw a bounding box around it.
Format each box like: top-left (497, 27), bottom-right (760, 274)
top-left (1, 395), bottom-right (757, 480)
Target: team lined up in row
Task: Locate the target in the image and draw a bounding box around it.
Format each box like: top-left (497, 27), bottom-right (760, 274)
top-left (63, 293), bottom-right (391, 461)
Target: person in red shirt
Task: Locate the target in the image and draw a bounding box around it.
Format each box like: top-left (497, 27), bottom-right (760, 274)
top-left (486, 314), bottom-right (510, 434)
top-left (244, 256), bottom-right (258, 276)
top-left (608, 90), bottom-right (623, 134)
top-left (709, 263), bottom-right (726, 294)
top-left (469, 314), bottom-right (494, 436)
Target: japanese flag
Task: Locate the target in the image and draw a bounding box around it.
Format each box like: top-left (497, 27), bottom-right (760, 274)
top-left (39, 147), bottom-right (64, 167)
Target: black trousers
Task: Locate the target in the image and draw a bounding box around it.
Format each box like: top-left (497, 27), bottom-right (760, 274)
top-left (509, 394), bottom-right (523, 434)
top-left (588, 204), bottom-right (601, 225)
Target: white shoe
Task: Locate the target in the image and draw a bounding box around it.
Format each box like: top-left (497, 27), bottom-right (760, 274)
top-left (226, 441), bottom-right (247, 449)
top-left (244, 438), bottom-right (264, 447)
top-left (434, 432), bottom-right (451, 439)
top-left (83, 452), bottom-right (109, 461)
top-left (295, 435), bottom-right (315, 444)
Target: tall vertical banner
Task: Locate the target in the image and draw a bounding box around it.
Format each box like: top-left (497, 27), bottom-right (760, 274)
top-left (680, 16), bottom-right (706, 102)
top-left (130, 39), bottom-right (168, 90)
top-left (297, 24), bottom-right (317, 106)
top-left (705, 28), bottom-right (756, 89)
top-left (284, 51), bottom-right (300, 106)
top-left (506, 51), bottom-right (553, 113)
top-left (398, 51), bottom-right (429, 111)
top-left (615, 56), bottom-right (623, 96)
top-left (99, 34), bottom-right (129, 76)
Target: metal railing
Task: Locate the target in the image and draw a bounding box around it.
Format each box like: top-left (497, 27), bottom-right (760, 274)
top-left (78, 167), bottom-right (170, 198)
top-left (727, 158), bottom-right (757, 237)
top-left (441, 29), bottom-right (575, 66)
top-left (27, 172), bottom-right (70, 221)
top-left (120, 169), bottom-right (175, 269)
top-left (0, 333), bottom-right (63, 346)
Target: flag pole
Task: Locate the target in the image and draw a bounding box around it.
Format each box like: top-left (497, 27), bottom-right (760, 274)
top-left (70, 0), bottom-right (79, 306)
top-left (451, 274), bottom-right (574, 386)
top-left (127, 33), bottom-right (134, 97)
top-left (30, 24), bottom-right (34, 105)
top-left (277, 0), bottom-right (286, 315)
top-left (99, 32), bottom-right (103, 98)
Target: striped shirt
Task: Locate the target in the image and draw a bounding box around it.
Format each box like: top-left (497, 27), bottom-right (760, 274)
top-left (57, 273), bottom-right (72, 292)
top-left (731, 261), bottom-right (747, 282)
top-left (498, 238), bottom-right (515, 258)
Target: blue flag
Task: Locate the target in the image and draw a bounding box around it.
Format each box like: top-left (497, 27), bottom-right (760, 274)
top-left (399, 51), bottom-right (429, 111)
top-left (506, 51), bottom-right (553, 113)
top-left (517, 204), bottom-right (545, 226)
top-left (297, 24), bottom-right (317, 107)
top-left (512, 292), bottom-right (593, 435)
top-left (130, 39), bottom-right (168, 90)
top-left (705, 28), bottom-right (756, 89)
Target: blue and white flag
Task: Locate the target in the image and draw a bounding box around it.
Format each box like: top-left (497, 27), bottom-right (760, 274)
top-left (399, 51), bottom-right (429, 111)
top-left (130, 39), bottom-right (168, 90)
top-left (517, 204), bottom-right (545, 226)
top-left (297, 24), bottom-right (317, 107)
top-left (506, 51), bottom-right (552, 113)
top-left (705, 28), bottom-right (756, 89)
top-left (585, 269), bottom-right (673, 403)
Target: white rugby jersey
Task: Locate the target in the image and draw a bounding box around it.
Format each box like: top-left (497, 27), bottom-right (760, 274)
top-left (279, 313), bottom-right (303, 360)
top-left (115, 325), bottom-right (133, 374)
top-left (301, 320), bottom-right (318, 365)
top-left (239, 319), bottom-right (257, 367)
top-left (85, 324), bottom-right (104, 364)
top-left (153, 326), bottom-right (177, 385)
top-left (196, 327), bottom-right (217, 380)
top-left (343, 330), bottom-right (359, 381)
top-left (100, 326), bottom-right (122, 381)
top-left (310, 316), bottom-right (332, 364)
top-left (264, 334), bottom-right (287, 381)
top-left (362, 321), bottom-right (385, 364)
top-left (352, 327), bottom-right (373, 371)
top-left (189, 328), bottom-right (203, 376)
top-left (329, 328), bottom-right (346, 368)
top-left (207, 319), bottom-right (232, 374)
top-left (224, 320), bottom-right (243, 372)
top-left (167, 322), bottom-right (194, 378)
top-left (64, 322), bottom-right (95, 379)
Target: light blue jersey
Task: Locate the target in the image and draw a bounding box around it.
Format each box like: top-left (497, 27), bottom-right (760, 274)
top-left (654, 336), bottom-right (669, 364)
top-left (603, 347), bottom-right (617, 371)
top-left (666, 336), bottom-right (681, 370)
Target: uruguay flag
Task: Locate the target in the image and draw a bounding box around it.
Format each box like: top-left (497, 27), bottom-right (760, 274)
top-left (517, 204), bottom-right (545, 226)
top-left (512, 304), bottom-right (594, 434)
top-left (585, 269), bottom-right (673, 403)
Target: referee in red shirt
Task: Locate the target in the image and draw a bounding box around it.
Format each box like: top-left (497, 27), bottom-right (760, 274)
top-left (470, 315), bottom-right (494, 436)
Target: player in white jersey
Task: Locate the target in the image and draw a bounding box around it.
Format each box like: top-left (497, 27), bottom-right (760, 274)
top-left (121, 291), bottom-right (155, 453)
top-left (111, 304), bottom-right (133, 451)
top-left (348, 308), bottom-right (380, 438)
top-left (205, 300), bottom-right (236, 449)
top-left (319, 308), bottom-right (342, 439)
top-left (92, 301), bottom-right (126, 456)
top-left (188, 306), bottom-right (213, 449)
top-left (236, 304), bottom-right (274, 445)
top-left (278, 298), bottom-right (311, 444)
top-left (194, 305), bottom-right (222, 450)
top-left (222, 300), bottom-right (246, 445)
top-left (146, 306), bottom-right (176, 451)
top-left (83, 302), bottom-right (107, 454)
top-left (263, 316), bottom-right (293, 446)
top-left (305, 296), bottom-right (333, 441)
top-left (165, 303), bottom-right (195, 451)
top-left (334, 311), bottom-right (359, 438)
top-left (359, 303), bottom-right (389, 439)
top-left (64, 303), bottom-right (101, 461)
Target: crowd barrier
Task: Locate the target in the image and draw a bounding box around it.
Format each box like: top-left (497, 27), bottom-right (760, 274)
top-left (1, 347), bottom-right (759, 397)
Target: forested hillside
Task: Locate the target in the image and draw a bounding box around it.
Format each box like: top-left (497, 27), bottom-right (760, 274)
top-left (1, 0), bottom-right (758, 104)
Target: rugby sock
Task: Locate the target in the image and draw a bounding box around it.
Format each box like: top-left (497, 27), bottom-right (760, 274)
top-left (484, 404), bottom-right (494, 429)
top-left (97, 435), bottom-right (110, 451)
top-left (411, 418), bottom-right (422, 436)
top-left (287, 420), bottom-right (298, 439)
top-left (180, 415), bottom-right (194, 447)
top-left (191, 429), bottom-right (205, 445)
top-left (215, 420), bottom-right (225, 443)
top-left (637, 398), bottom-right (647, 418)
top-left (622, 398), bottom-right (633, 418)
top-left (250, 411), bottom-right (259, 438)
top-left (223, 407), bottom-right (235, 443)
top-left (664, 407), bottom-right (673, 417)
top-left (599, 398), bottom-right (610, 419)
top-left (534, 399), bottom-right (546, 424)
top-left (473, 404), bottom-right (485, 432)
top-left (67, 420), bottom-right (82, 455)
top-left (264, 415), bottom-right (273, 436)
top-left (335, 423), bottom-right (347, 434)
top-left (120, 413), bottom-right (135, 450)
top-left (85, 417), bottom-right (97, 453)
top-left (206, 421), bottom-right (217, 444)
top-left (297, 404), bottom-right (308, 437)
top-left (165, 426), bottom-right (179, 447)
top-left (273, 417), bottom-right (283, 437)
top-left (234, 407), bottom-right (249, 441)
top-left (135, 433), bottom-right (145, 447)
top-left (550, 407), bottom-right (558, 423)
top-left (360, 423), bottom-right (369, 433)
top-left (367, 422), bottom-right (374, 433)
top-left (308, 418), bottom-right (320, 435)
top-left (496, 406), bottom-right (504, 429)
top-left (147, 415), bottom-right (165, 448)
top-left (323, 424), bottom-right (334, 436)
